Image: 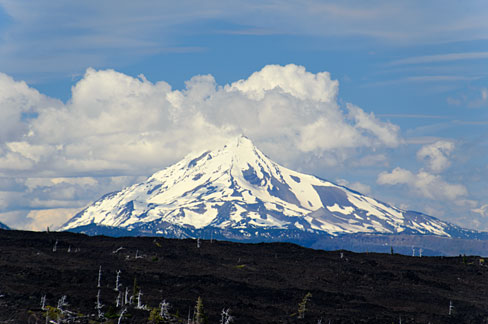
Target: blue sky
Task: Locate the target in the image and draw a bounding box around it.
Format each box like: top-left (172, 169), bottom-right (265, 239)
top-left (0, 0), bottom-right (487, 231)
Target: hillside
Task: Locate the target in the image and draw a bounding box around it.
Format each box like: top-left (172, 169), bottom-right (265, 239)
top-left (1, 229), bottom-right (488, 323)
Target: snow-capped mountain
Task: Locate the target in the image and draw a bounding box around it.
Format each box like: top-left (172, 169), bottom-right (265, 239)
top-left (0, 222), bottom-right (10, 230)
top-left (60, 136), bottom-right (478, 242)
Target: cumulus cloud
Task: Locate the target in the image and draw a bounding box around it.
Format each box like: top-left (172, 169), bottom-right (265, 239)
top-left (227, 64), bottom-right (338, 103)
top-left (0, 73), bottom-right (61, 143)
top-left (0, 174), bottom-right (142, 229)
top-left (0, 211), bottom-right (27, 229)
top-left (416, 140), bottom-right (454, 173)
top-left (26, 208), bottom-right (80, 231)
top-left (347, 104), bottom-right (401, 147)
top-left (376, 138), bottom-right (468, 207)
top-left (0, 64), bottom-right (403, 229)
top-left (2, 64), bottom-right (401, 176)
top-left (377, 167), bottom-right (467, 201)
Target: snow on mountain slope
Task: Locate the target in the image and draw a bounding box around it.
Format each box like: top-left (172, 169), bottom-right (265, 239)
top-left (60, 136), bottom-right (474, 239)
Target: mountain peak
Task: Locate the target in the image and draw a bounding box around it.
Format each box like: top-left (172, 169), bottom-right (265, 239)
top-left (61, 138), bottom-right (475, 242)
top-left (222, 134), bottom-right (257, 154)
top-left (234, 134), bottom-right (252, 144)
top-left (235, 134), bottom-right (253, 146)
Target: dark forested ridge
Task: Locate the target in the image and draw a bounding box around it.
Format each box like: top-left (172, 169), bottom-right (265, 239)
top-left (1, 229), bottom-right (488, 323)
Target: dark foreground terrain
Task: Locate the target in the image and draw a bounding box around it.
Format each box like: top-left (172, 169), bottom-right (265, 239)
top-left (1, 230), bottom-right (488, 323)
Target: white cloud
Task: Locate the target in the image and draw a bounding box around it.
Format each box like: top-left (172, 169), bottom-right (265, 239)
top-left (12, 64), bottom-right (400, 175)
top-left (26, 208), bottom-right (79, 231)
top-left (0, 151), bottom-right (35, 170)
top-left (375, 139), bottom-right (466, 214)
top-left (297, 117), bottom-right (362, 152)
top-left (1, 207), bottom-right (80, 232)
top-left (0, 210), bottom-right (28, 229)
top-left (416, 140), bottom-right (454, 173)
top-left (0, 73), bottom-right (61, 142)
top-left (0, 64), bottom-right (403, 229)
top-left (347, 103), bottom-right (401, 147)
top-left (377, 167), bottom-right (412, 185)
top-left (0, 174), bottom-right (143, 229)
top-left (377, 167), bottom-right (467, 201)
top-left (35, 177), bottom-right (98, 188)
top-left (227, 64), bottom-right (338, 103)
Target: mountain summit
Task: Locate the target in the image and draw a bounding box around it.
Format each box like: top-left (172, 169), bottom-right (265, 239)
top-left (61, 136), bottom-right (476, 243)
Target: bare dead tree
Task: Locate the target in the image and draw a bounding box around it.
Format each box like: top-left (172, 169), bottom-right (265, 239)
top-left (96, 289), bottom-right (104, 319)
top-left (136, 290), bottom-right (146, 310)
top-left (118, 307), bottom-right (127, 324)
top-left (160, 299), bottom-right (171, 319)
top-left (115, 270), bottom-right (122, 291)
top-left (124, 287), bottom-right (130, 305)
top-left (57, 295), bottom-right (68, 313)
top-left (112, 246), bottom-right (125, 254)
top-left (40, 295), bottom-right (46, 311)
top-left (220, 308), bottom-right (233, 324)
top-left (116, 290), bottom-right (123, 308)
top-left (135, 249), bottom-right (143, 259)
top-left (97, 265), bottom-right (102, 288)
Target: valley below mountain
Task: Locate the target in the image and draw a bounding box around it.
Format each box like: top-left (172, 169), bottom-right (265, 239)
top-left (1, 229), bottom-right (488, 323)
